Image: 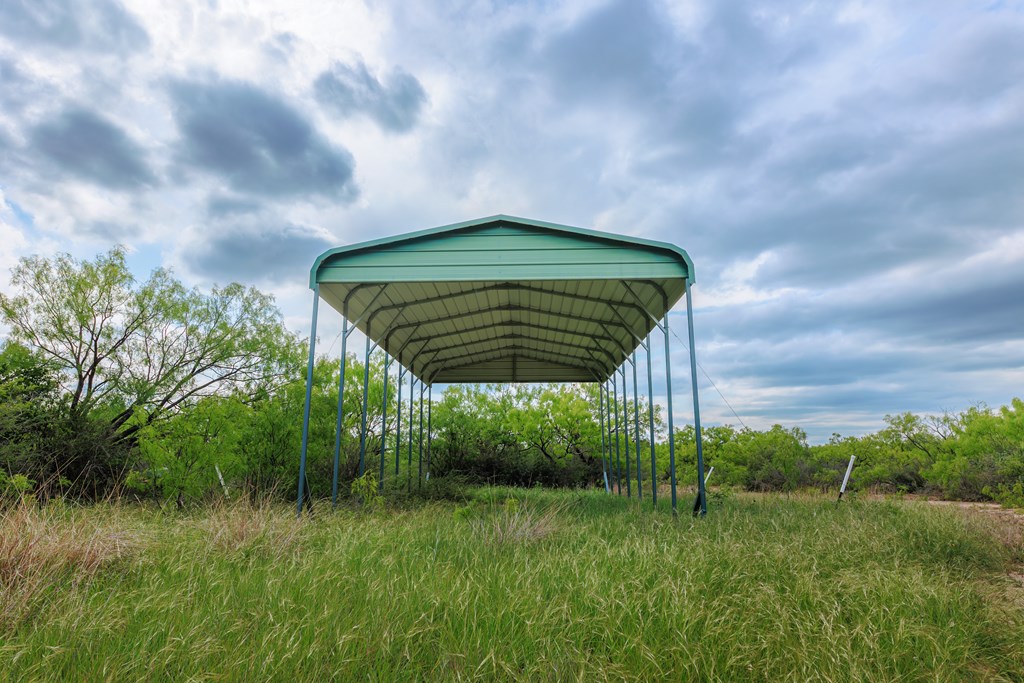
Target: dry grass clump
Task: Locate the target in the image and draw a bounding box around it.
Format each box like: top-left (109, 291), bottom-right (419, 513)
top-left (467, 499), bottom-right (562, 546)
top-left (197, 496), bottom-right (303, 554)
top-left (0, 501), bottom-right (137, 629)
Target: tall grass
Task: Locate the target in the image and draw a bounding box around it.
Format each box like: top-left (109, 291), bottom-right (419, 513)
top-left (0, 501), bottom-right (139, 630)
top-left (1, 490), bottom-right (1021, 681)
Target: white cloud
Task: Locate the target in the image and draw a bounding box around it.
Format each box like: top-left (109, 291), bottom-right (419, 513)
top-left (0, 0), bottom-right (1021, 438)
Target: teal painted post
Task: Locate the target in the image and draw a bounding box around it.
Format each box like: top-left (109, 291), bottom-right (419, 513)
top-left (407, 374), bottom-right (415, 493)
top-left (612, 373), bottom-right (622, 495)
top-left (632, 351), bottom-right (642, 500)
top-left (331, 312), bottom-right (349, 509)
top-left (358, 333), bottom-right (371, 476)
top-left (395, 368), bottom-right (403, 477)
top-left (296, 286), bottom-right (319, 517)
top-left (663, 314), bottom-right (678, 516)
top-left (378, 354), bottom-right (391, 492)
top-left (686, 281), bottom-right (708, 517)
top-left (598, 383), bottom-right (610, 493)
top-left (621, 365), bottom-right (631, 498)
top-left (417, 381), bottom-right (425, 489)
top-left (605, 381), bottom-right (615, 492)
top-left (645, 335), bottom-right (657, 506)
top-left (425, 385), bottom-right (432, 481)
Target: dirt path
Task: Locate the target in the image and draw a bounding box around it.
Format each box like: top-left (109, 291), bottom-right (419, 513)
top-left (926, 500), bottom-right (1024, 606)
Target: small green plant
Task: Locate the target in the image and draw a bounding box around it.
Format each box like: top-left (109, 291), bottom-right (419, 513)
top-left (1, 473), bottom-right (36, 504)
top-left (124, 470), bottom-right (152, 493)
top-left (350, 472), bottom-right (384, 512)
top-left (707, 484), bottom-right (734, 506)
top-left (3, 473), bottom-right (35, 495)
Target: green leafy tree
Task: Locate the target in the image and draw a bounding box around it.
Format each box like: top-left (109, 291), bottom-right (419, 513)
top-left (0, 342), bottom-right (61, 482)
top-left (0, 248), bottom-right (301, 497)
top-left (136, 395), bottom-right (249, 507)
top-left (926, 401), bottom-right (1024, 501)
top-left (1, 248), bottom-right (299, 435)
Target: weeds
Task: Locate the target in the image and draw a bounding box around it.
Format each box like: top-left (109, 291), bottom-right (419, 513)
top-left (350, 471), bottom-right (385, 512)
top-left (0, 501), bottom-right (138, 630)
top-left (0, 490), bottom-right (1022, 681)
top-left (196, 495), bottom-right (303, 555)
top-left (465, 496), bottom-right (562, 546)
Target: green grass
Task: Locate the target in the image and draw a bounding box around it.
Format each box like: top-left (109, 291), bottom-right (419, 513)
top-left (2, 489), bottom-right (1022, 681)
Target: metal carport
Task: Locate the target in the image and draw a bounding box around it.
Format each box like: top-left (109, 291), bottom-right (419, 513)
top-left (297, 215), bottom-right (707, 516)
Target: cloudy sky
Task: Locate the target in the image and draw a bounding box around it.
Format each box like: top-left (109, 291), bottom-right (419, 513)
top-left (1, 0), bottom-right (1022, 440)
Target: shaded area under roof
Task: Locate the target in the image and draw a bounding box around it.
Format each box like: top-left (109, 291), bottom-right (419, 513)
top-left (311, 215), bottom-right (693, 384)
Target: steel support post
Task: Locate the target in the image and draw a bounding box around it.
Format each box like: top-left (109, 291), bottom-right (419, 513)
top-left (686, 280), bottom-right (708, 517)
top-left (358, 333), bottom-right (371, 476)
top-left (417, 381), bottom-right (425, 489)
top-left (378, 353), bottom-right (391, 492)
top-left (395, 367), bottom-right (405, 477)
top-left (663, 314), bottom-right (678, 516)
top-left (598, 382), bottom-right (610, 493)
top-left (407, 373), bottom-right (415, 493)
top-left (605, 381), bottom-right (615, 492)
top-left (425, 385), bottom-right (432, 481)
top-left (620, 365), bottom-right (631, 498)
top-left (331, 311), bottom-right (349, 509)
top-left (632, 351), bottom-right (642, 500)
top-left (296, 286), bottom-right (319, 517)
top-left (645, 335), bottom-right (657, 506)
top-left (612, 373), bottom-right (622, 495)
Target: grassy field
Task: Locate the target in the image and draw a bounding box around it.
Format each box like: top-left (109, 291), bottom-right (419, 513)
top-left (2, 488), bottom-right (1023, 682)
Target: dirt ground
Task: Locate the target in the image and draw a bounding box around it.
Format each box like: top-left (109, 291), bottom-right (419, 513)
top-left (925, 499), bottom-right (1024, 607)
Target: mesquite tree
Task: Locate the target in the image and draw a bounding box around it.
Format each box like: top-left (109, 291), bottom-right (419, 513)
top-left (0, 248), bottom-right (301, 495)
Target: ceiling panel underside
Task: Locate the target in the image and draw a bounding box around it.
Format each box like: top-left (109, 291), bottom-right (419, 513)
top-left (318, 278), bottom-right (686, 384)
top-left (312, 217), bottom-right (692, 385)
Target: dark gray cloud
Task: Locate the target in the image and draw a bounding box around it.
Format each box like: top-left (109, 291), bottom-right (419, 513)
top-left (0, 0), bottom-right (148, 53)
top-left (205, 194), bottom-right (264, 218)
top-left (29, 107), bottom-right (156, 189)
top-left (2, 0), bottom-right (1021, 439)
top-left (701, 258), bottom-right (1024, 351)
top-left (314, 59), bottom-right (427, 133)
top-left (180, 218), bottom-right (334, 284)
top-left (168, 78), bottom-right (358, 199)
top-left (540, 0), bottom-right (674, 103)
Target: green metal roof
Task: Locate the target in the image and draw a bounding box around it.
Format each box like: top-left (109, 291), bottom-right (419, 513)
top-left (312, 215), bottom-right (693, 384)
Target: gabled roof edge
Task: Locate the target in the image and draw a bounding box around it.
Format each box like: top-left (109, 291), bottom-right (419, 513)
top-left (309, 214), bottom-right (695, 288)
